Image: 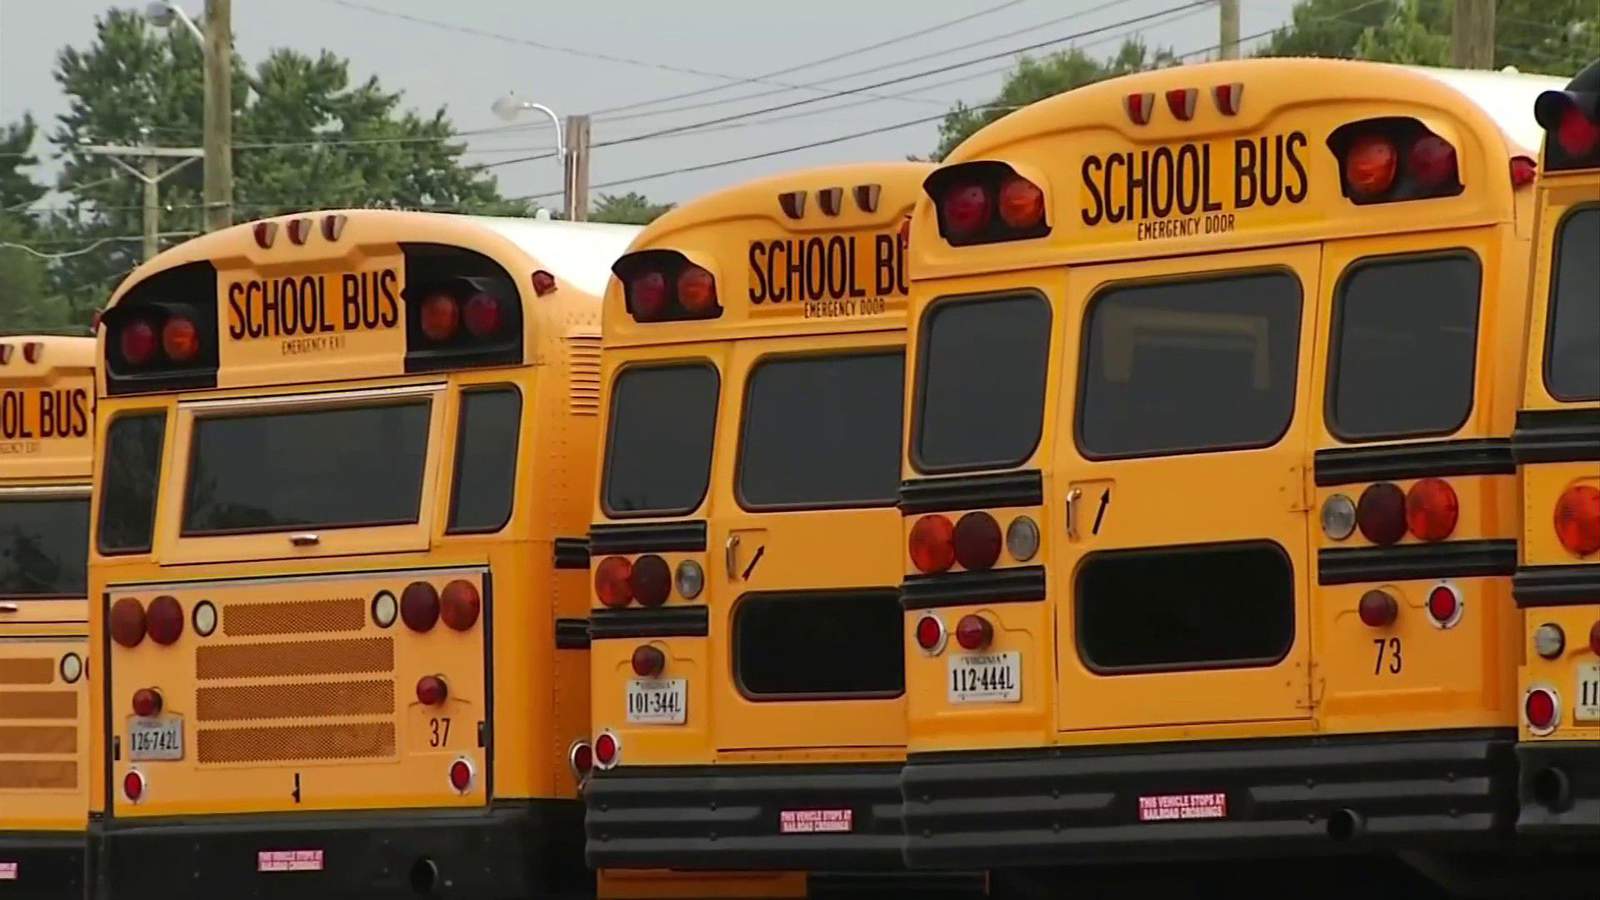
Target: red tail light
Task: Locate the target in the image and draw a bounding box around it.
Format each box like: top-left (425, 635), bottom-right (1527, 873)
top-left (123, 770), bottom-right (146, 803)
top-left (440, 580), bottom-right (481, 631)
top-left (1426, 584), bottom-right (1462, 628)
top-left (1557, 104), bottom-right (1600, 157)
top-left (120, 320), bottom-right (158, 367)
top-left (462, 293), bottom-right (501, 338)
top-left (400, 581), bottom-right (441, 632)
top-left (1526, 687), bottom-right (1559, 733)
top-left (416, 675), bottom-right (448, 706)
top-left (628, 554), bottom-right (671, 607)
top-left (953, 512), bottom-right (1002, 571)
top-left (1358, 589), bottom-right (1398, 627)
top-left (132, 688), bottom-right (163, 718)
top-left (145, 596), bottom-right (184, 645)
top-left (448, 757), bottom-right (475, 793)
top-left (161, 316), bottom-right (199, 363)
top-left (955, 614), bottom-right (993, 651)
top-left (419, 294), bottom-right (460, 342)
top-left (941, 183), bottom-right (991, 239)
top-left (1589, 620), bottom-right (1600, 656)
top-left (1405, 478), bottom-right (1458, 542)
top-left (1356, 483), bottom-right (1407, 545)
top-left (631, 645), bottom-right (666, 678)
top-left (909, 515), bottom-right (956, 574)
top-left (568, 740), bottom-right (594, 780)
top-left (595, 556), bottom-right (634, 608)
top-left (676, 266), bottom-right (717, 315)
top-left (594, 731), bottom-right (620, 769)
top-left (1408, 134), bottom-right (1457, 190)
top-left (914, 614), bottom-right (945, 653)
top-left (1345, 134), bottom-right (1398, 198)
top-left (110, 598), bottom-right (148, 648)
top-left (1554, 484), bottom-right (1600, 556)
top-left (629, 272), bottom-right (669, 321)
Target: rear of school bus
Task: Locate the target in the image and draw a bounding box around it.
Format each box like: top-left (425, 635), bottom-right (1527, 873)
top-left (84, 210), bottom-right (637, 899)
top-left (895, 60), bottom-right (1559, 883)
top-left (1515, 60), bottom-right (1600, 843)
top-left (0, 335), bottom-right (93, 898)
top-left (581, 163), bottom-right (979, 898)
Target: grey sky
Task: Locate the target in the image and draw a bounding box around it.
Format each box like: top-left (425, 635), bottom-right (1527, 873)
top-left (1, 0), bottom-right (1299, 209)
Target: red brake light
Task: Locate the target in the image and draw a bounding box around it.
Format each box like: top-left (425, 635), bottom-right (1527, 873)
top-left (123, 770), bottom-right (145, 802)
top-left (631, 645), bottom-right (665, 678)
top-left (1345, 134), bottom-right (1398, 198)
top-left (630, 272), bottom-right (669, 321)
top-left (1358, 589), bottom-right (1398, 627)
top-left (419, 294), bottom-right (459, 342)
top-left (909, 515), bottom-right (956, 574)
top-left (1589, 620), bottom-right (1600, 656)
top-left (1405, 478), bottom-right (1458, 542)
top-left (676, 266), bottom-right (717, 315)
top-left (1554, 484), bottom-right (1600, 556)
top-left (120, 320), bottom-right (158, 367)
top-left (462, 293), bottom-right (501, 338)
top-left (132, 688), bottom-right (163, 718)
top-left (1426, 584), bottom-right (1462, 627)
top-left (400, 581), bottom-right (441, 632)
top-left (110, 597), bottom-right (147, 648)
top-left (440, 580), bottom-right (481, 631)
top-left (595, 556), bottom-right (634, 608)
top-left (1356, 482), bottom-right (1407, 546)
top-left (594, 731), bottom-right (620, 769)
top-left (161, 316), bottom-right (199, 363)
top-left (1526, 687), bottom-right (1559, 732)
top-left (955, 614), bottom-right (993, 651)
top-left (914, 614), bottom-right (945, 652)
top-left (1408, 134), bottom-right (1457, 189)
top-left (1557, 104), bottom-right (1600, 157)
top-left (145, 595), bottom-right (184, 646)
top-left (997, 176), bottom-right (1045, 229)
top-left (416, 675), bottom-right (448, 706)
top-left (952, 512), bottom-right (1002, 571)
top-left (941, 183), bottom-right (992, 239)
top-left (449, 758), bottom-right (474, 792)
top-left (628, 554), bottom-right (671, 607)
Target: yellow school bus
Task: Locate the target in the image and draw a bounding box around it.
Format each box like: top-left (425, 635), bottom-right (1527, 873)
top-left (895, 60), bottom-right (1562, 882)
top-left (1515, 59), bottom-right (1600, 840)
top-left (85, 210), bottom-right (637, 898)
top-left (0, 335), bottom-right (93, 899)
top-left (582, 162), bottom-right (983, 898)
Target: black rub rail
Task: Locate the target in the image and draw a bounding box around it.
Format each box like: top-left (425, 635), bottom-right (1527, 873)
top-left (553, 538), bottom-right (590, 570)
top-left (1512, 408), bottom-right (1600, 464)
top-left (554, 617), bottom-right (590, 649)
top-left (589, 521), bottom-right (708, 555)
top-left (589, 605), bottom-right (708, 639)
top-left (899, 470), bottom-right (1043, 514)
top-left (1313, 439), bottom-right (1514, 487)
top-left (1317, 540), bottom-right (1517, 585)
top-left (901, 566), bottom-right (1046, 610)
top-left (1513, 564), bottom-right (1600, 608)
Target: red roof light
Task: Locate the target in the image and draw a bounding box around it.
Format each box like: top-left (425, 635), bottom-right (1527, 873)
top-left (120, 320), bottom-right (158, 367)
top-left (462, 293), bottom-right (501, 338)
top-left (1345, 134), bottom-right (1399, 198)
top-left (419, 294), bottom-right (460, 342)
top-left (941, 183), bottom-right (991, 239)
top-left (1557, 104), bottom-right (1600, 157)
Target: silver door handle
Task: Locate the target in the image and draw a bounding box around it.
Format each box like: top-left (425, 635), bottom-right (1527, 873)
top-left (1065, 488), bottom-right (1083, 541)
top-left (0, 603), bottom-right (18, 613)
top-left (290, 533), bottom-right (321, 547)
top-left (725, 534), bottom-right (741, 580)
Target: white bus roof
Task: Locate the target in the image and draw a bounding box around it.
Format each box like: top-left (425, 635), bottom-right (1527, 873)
top-left (1406, 65), bottom-right (1567, 152)
top-left (475, 217), bottom-right (642, 296)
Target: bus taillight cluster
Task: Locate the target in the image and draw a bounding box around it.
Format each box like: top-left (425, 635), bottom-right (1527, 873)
top-left (594, 554), bottom-right (703, 608)
top-left (613, 250), bottom-right (722, 323)
top-left (111, 306), bottom-right (207, 370)
top-left (415, 279), bottom-right (507, 344)
top-left (1329, 118), bottom-right (1463, 205)
top-left (1553, 484), bottom-right (1600, 557)
top-left (909, 511), bottom-right (1038, 575)
top-left (923, 161), bottom-right (1049, 246)
top-left (1321, 479), bottom-right (1459, 548)
top-left (398, 580), bottom-right (481, 633)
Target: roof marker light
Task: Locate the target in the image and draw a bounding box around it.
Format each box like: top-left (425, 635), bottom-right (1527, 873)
top-left (1511, 156), bottom-right (1538, 187)
top-left (1125, 92), bottom-right (1155, 125)
top-left (286, 217), bottom-right (312, 245)
top-left (321, 214), bottom-right (347, 241)
top-left (817, 187), bottom-right (843, 216)
top-left (778, 191), bottom-right (806, 219)
top-left (22, 342), bottom-right (42, 364)
top-left (0, 345), bottom-right (12, 365)
top-left (531, 270), bottom-right (557, 296)
top-left (1214, 83), bottom-right (1244, 115)
top-left (1166, 88), bottom-right (1198, 121)
top-left (852, 183), bottom-right (881, 213)
top-left (252, 221), bottom-right (278, 249)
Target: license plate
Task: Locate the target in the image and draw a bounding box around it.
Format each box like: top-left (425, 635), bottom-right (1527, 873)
top-left (626, 678), bottom-right (686, 724)
top-left (1577, 663), bottom-right (1600, 723)
top-left (948, 651), bottom-right (1021, 704)
top-left (128, 715), bottom-right (184, 761)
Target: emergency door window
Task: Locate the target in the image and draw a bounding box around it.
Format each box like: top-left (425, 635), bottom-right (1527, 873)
top-left (98, 411), bottom-right (166, 554)
top-left (1546, 207), bottom-right (1599, 402)
top-left (602, 363), bottom-right (718, 517)
top-left (447, 387), bottom-right (521, 533)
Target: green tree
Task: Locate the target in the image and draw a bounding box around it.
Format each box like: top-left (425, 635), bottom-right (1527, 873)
top-left (1353, 0), bottom-right (1451, 65)
top-left (1, 116), bottom-right (47, 219)
top-left (591, 191), bottom-right (675, 225)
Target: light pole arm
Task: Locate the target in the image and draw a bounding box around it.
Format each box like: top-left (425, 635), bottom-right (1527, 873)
top-left (167, 4), bottom-right (206, 42)
top-left (524, 103), bottom-right (566, 163)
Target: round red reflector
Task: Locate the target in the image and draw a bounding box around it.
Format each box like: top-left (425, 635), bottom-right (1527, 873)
top-left (110, 597), bottom-right (147, 648)
top-left (400, 581), bottom-right (441, 632)
top-left (595, 556), bottom-right (634, 608)
top-left (1557, 105), bottom-right (1600, 158)
top-left (1345, 134), bottom-right (1398, 198)
top-left (955, 614), bottom-right (993, 651)
top-left (914, 615), bottom-right (944, 652)
top-left (1526, 688), bottom-right (1558, 732)
top-left (132, 688), bottom-right (162, 718)
top-left (1427, 585), bottom-right (1461, 627)
top-left (594, 731), bottom-right (620, 768)
top-left (145, 595), bottom-right (184, 645)
top-left (1590, 620), bottom-right (1600, 657)
top-left (569, 741), bottom-right (594, 777)
top-left (631, 645), bottom-right (666, 678)
top-left (1356, 482), bottom-right (1407, 546)
top-left (1408, 134), bottom-right (1457, 189)
top-left (440, 580), bottom-right (481, 631)
top-left (161, 316), bottom-right (199, 363)
top-left (1405, 478), bottom-right (1458, 542)
top-left (449, 759), bottom-right (474, 792)
top-left (630, 272), bottom-right (669, 321)
top-left (119, 320), bottom-right (158, 367)
top-left (677, 266), bottom-right (717, 315)
top-left (462, 293), bottom-right (501, 338)
top-left (997, 176), bottom-right (1045, 229)
top-left (941, 183), bottom-right (991, 238)
top-left (1358, 589), bottom-right (1398, 627)
top-left (416, 675), bottom-right (448, 706)
top-left (909, 515), bottom-right (956, 574)
top-left (1553, 485), bottom-right (1600, 557)
top-left (953, 512), bottom-right (1002, 571)
top-left (629, 554), bottom-right (672, 607)
top-left (123, 770), bottom-right (145, 802)
top-left (419, 293), bottom-right (460, 342)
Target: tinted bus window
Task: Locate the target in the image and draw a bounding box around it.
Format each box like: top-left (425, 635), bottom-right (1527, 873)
top-left (183, 402), bottom-right (430, 535)
top-left (734, 591), bottom-right (903, 698)
top-left (98, 412), bottom-right (165, 554)
top-left (1078, 271), bottom-right (1302, 458)
top-left (0, 498), bottom-right (89, 597)
top-left (739, 352), bottom-right (903, 509)
top-left (448, 387), bottom-right (521, 533)
top-left (1329, 254), bottom-right (1482, 439)
top-left (603, 364), bottom-right (718, 517)
top-left (913, 293), bottom-right (1051, 472)
top-left (1547, 208), bottom-right (1600, 402)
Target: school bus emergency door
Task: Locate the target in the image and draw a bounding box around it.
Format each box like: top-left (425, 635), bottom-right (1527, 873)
top-left (86, 211), bottom-right (636, 899)
top-left (1514, 59), bottom-right (1600, 842)
top-left (0, 335), bottom-right (93, 899)
top-left (896, 60), bottom-right (1557, 880)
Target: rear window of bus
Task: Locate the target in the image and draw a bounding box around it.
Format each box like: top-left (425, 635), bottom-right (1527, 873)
top-left (913, 293), bottom-right (1051, 472)
top-left (603, 363), bottom-right (719, 517)
top-left (1328, 253), bottom-right (1482, 439)
top-left (1546, 207), bottom-right (1599, 402)
top-left (0, 497), bottom-right (89, 597)
top-left (738, 351), bottom-right (903, 509)
top-left (98, 411), bottom-right (166, 555)
top-left (182, 401), bottom-right (430, 535)
top-left (1077, 271), bottom-right (1301, 459)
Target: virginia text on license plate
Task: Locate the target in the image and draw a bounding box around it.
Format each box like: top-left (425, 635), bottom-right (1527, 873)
top-left (626, 678), bottom-right (686, 724)
top-left (129, 716), bottom-right (184, 761)
top-left (1578, 663), bottom-right (1600, 722)
top-left (948, 651), bottom-right (1021, 703)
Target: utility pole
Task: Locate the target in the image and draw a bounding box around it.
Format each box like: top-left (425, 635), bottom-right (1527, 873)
top-left (83, 145), bottom-right (204, 260)
top-left (1219, 0), bottom-right (1240, 60)
top-left (203, 0), bottom-right (233, 230)
top-left (1451, 0), bottom-right (1496, 69)
top-left (564, 114), bottom-right (591, 222)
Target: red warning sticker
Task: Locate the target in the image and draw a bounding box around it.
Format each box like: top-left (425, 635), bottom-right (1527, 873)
top-left (257, 849), bottom-right (324, 872)
top-left (779, 808), bottom-right (853, 834)
top-left (1138, 792), bottom-right (1228, 822)
top-left (0, 862), bottom-right (17, 881)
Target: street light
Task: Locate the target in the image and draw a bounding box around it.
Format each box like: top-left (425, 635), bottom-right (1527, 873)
top-left (490, 93), bottom-right (566, 164)
top-left (145, 1), bottom-right (204, 42)
top-left (145, 0), bottom-right (231, 230)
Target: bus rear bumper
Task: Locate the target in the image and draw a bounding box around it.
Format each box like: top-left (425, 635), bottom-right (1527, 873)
top-left (902, 729), bottom-right (1517, 869)
top-left (87, 799), bottom-right (587, 900)
top-left (0, 831), bottom-right (85, 900)
top-left (1516, 741), bottom-right (1600, 840)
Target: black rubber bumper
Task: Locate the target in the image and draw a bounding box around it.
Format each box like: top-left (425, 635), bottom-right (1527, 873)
top-left (87, 800), bottom-right (587, 900)
top-left (1516, 742), bottom-right (1600, 840)
top-left (586, 761), bottom-right (908, 871)
top-left (902, 729), bottom-right (1517, 869)
top-left (0, 831), bottom-right (84, 900)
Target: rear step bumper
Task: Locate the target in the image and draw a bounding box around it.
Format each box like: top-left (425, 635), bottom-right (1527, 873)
top-left (87, 799), bottom-right (587, 900)
top-left (902, 729), bottom-right (1517, 869)
top-left (1516, 741), bottom-right (1600, 841)
top-left (0, 831), bottom-right (84, 900)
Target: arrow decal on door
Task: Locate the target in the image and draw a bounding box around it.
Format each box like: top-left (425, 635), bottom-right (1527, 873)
top-left (1092, 490), bottom-right (1111, 535)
